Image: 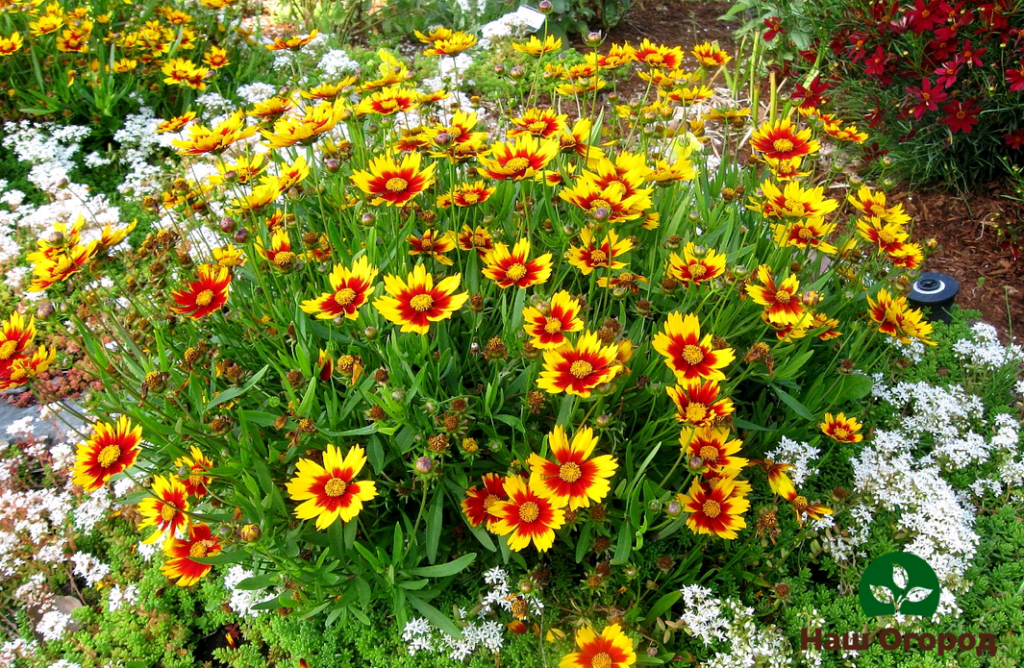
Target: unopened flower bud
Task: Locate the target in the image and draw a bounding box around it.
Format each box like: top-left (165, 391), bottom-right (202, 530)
top-left (219, 217), bottom-right (236, 233)
top-left (665, 500), bottom-right (683, 517)
top-left (360, 212), bottom-right (375, 227)
top-left (509, 66), bottom-right (525, 81)
top-left (325, 158), bottom-right (340, 173)
top-left (233, 228), bottom-right (249, 244)
top-left (415, 456), bottom-right (433, 474)
top-left (240, 524), bottom-right (261, 542)
top-left (493, 64), bottom-right (505, 76)
top-left (592, 207), bottom-right (609, 222)
top-left (585, 31), bottom-right (604, 46)
top-left (538, 0), bottom-right (553, 13)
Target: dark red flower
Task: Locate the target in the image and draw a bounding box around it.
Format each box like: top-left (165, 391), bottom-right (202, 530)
top-left (905, 78), bottom-right (948, 119)
top-left (906, 0), bottom-right (947, 34)
top-left (959, 39), bottom-right (986, 68)
top-left (1005, 129), bottom-right (1024, 150)
top-left (934, 58), bottom-right (962, 89)
top-left (939, 98), bottom-right (981, 134)
top-left (792, 76), bottom-right (829, 109)
top-left (763, 16), bottom-right (784, 41)
top-left (1007, 66), bottom-right (1024, 92)
top-left (864, 46), bottom-right (891, 77)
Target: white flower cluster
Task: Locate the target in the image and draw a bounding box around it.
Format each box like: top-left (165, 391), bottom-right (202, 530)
top-left (222, 565), bottom-right (274, 617)
top-left (316, 50), bottom-right (360, 79)
top-left (953, 322), bottom-right (1024, 370)
top-left (237, 82), bottom-right (279, 105)
top-left (479, 565), bottom-right (513, 614)
top-left (677, 588), bottom-right (792, 668)
top-left (766, 437), bottom-right (820, 486)
top-left (107, 583), bottom-right (139, 612)
top-left (71, 552), bottom-right (111, 587)
top-left (112, 107), bottom-right (166, 196)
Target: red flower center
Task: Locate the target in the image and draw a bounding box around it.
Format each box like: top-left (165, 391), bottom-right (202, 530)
top-left (97, 445), bottom-right (121, 468)
top-left (518, 501), bottom-right (540, 522)
top-left (324, 478), bottom-right (348, 497)
top-left (702, 499), bottom-right (722, 518)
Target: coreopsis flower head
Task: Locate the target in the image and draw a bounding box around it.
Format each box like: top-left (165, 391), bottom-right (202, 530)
top-left (301, 78), bottom-right (357, 100)
top-left (634, 38), bottom-right (684, 70)
top-left (171, 264), bottom-right (231, 319)
top-left (203, 45), bottom-right (229, 69)
top-left (161, 58), bottom-right (209, 89)
top-left (276, 155), bottom-right (310, 191)
top-left (637, 67), bottom-right (694, 90)
top-left (558, 118), bottom-right (605, 163)
top-left (760, 311), bottom-right (809, 343)
top-left (261, 98), bottom-right (345, 148)
top-left (888, 243), bottom-right (923, 270)
top-left (763, 157), bottom-right (810, 181)
top-left (750, 118), bottom-right (820, 162)
top-left (820, 412), bottom-right (863, 443)
top-left (407, 229), bottom-right (456, 265)
top-left (156, 111), bottom-right (196, 134)
top-left (29, 12), bottom-right (64, 37)
top-left (596, 271), bottom-right (648, 295)
top-left (667, 243), bottom-right (725, 286)
top-left (96, 220), bottom-right (137, 251)
top-left (771, 219), bottom-right (837, 254)
top-left (0, 346), bottom-right (55, 391)
top-left (559, 174), bottom-right (650, 224)
top-left (450, 181), bottom-right (495, 207)
top-left (667, 379), bottom-right (734, 428)
top-left (680, 427), bottom-right (748, 479)
top-left (653, 312), bottom-right (735, 382)
top-left (255, 228), bottom-right (298, 270)
top-left (138, 475), bottom-right (190, 545)
top-left (596, 42), bottom-right (637, 69)
top-left (112, 58), bottom-right (137, 73)
top-left (560, 624), bottom-right (636, 668)
top-left (423, 31), bottom-right (477, 56)
top-left (758, 459), bottom-right (796, 499)
top-left (745, 265), bottom-right (804, 326)
top-left (648, 154), bottom-right (696, 183)
top-left (568, 228), bottom-right (632, 275)
top-left (172, 111), bottom-right (256, 155)
top-left (848, 185), bottom-right (910, 226)
top-left (822, 119), bottom-right (868, 143)
top-left (413, 26), bottom-right (453, 43)
top-left (247, 96), bottom-right (295, 120)
top-left (482, 239), bottom-right (553, 289)
top-left (509, 108), bottom-right (568, 139)
top-left (806, 312), bottom-right (841, 341)
top-left (665, 85), bottom-right (715, 105)
top-left (212, 245), bottom-right (245, 268)
top-left (461, 473), bottom-right (507, 529)
top-left (175, 446), bottom-right (213, 498)
top-left (677, 476), bottom-right (750, 539)
top-left (488, 475), bottom-right (566, 552)
top-left (360, 49), bottom-right (413, 90)
top-left (266, 29), bottom-right (318, 51)
top-left (207, 153), bottom-right (267, 186)
top-left (395, 128), bottom-right (431, 153)
top-left (522, 291), bottom-right (584, 350)
top-left (692, 41), bottom-right (731, 67)
top-left (0, 32), bottom-right (24, 56)
top-left (316, 349), bottom-right (334, 382)
top-left (513, 34), bottom-right (561, 56)
top-left (457, 225), bottom-right (494, 258)
top-left (351, 151), bottom-right (436, 207)
top-left (856, 217), bottom-right (909, 255)
top-left (477, 135), bottom-right (559, 181)
top-left (161, 523), bottom-right (221, 586)
top-left (229, 176), bottom-right (283, 214)
top-left (0, 311), bottom-right (36, 366)
top-left (787, 493), bottom-right (832, 525)
top-left (73, 417), bottom-right (142, 492)
top-left (28, 241), bottom-right (97, 292)
top-left (555, 76), bottom-right (607, 96)
top-left (372, 264), bottom-right (468, 334)
top-left (286, 444), bottom-right (378, 530)
top-left (55, 25), bottom-right (90, 53)
top-left (354, 85), bottom-right (419, 116)
top-left (528, 425), bottom-right (617, 511)
top-left (867, 289), bottom-right (935, 346)
top-left (537, 331), bottom-right (619, 398)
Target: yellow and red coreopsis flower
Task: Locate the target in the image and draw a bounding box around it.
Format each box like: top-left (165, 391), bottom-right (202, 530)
top-left (422, 31), bottom-right (477, 57)
top-left (558, 118), bottom-right (606, 162)
top-left (560, 624), bottom-right (636, 668)
top-left (175, 445), bottom-right (213, 498)
top-left (653, 312), bottom-right (735, 382)
top-left (745, 265), bottom-right (804, 326)
top-left (171, 265), bottom-right (231, 319)
top-left (634, 39), bottom-right (684, 70)
top-left (373, 264), bottom-right (468, 334)
top-left (537, 331), bottom-right (619, 398)
top-left (413, 26), bottom-right (453, 43)
top-left (202, 45), bottom-right (229, 69)
top-left (482, 239), bottom-right (553, 289)
top-left (461, 473), bottom-right (507, 529)
top-left (667, 379), bottom-right (734, 428)
top-left (848, 185), bottom-right (910, 226)
top-left (509, 108), bottom-right (568, 139)
top-left (248, 96), bottom-right (295, 120)
top-left (255, 228), bottom-right (298, 270)
top-left (489, 475), bottom-right (566, 552)
top-left (0, 32), bottom-right (24, 56)
top-left (822, 119), bottom-right (868, 143)
top-left (354, 85), bottom-right (419, 116)
top-left (301, 78), bottom-right (356, 100)
top-left (0, 312), bottom-right (36, 367)
top-left (787, 493), bottom-right (832, 525)
top-left (457, 225), bottom-right (494, 258)
top-left (407, 229), bottom-right (456, 265)
top-left (527, 425), bottom-right (617, 511)
top-left (156, 112), bottom-right (196, 134)
top-left (820, 412), bottom-right (863, 443)
top-left (450, 181), bottom-right (495, 207)
top-left (558, 176), bottom-right (649, 224)
top-left (29, 13), bottom-right (63, 37)
top-left (568, 228), bottom-right (632, 275)
top-left (317, 349), bottom-right (334, 382)
top-left (138, 475), bottom-right (190, 545)
top-left (761, 460), bottom-right (797, 499)
top-left (512, 34), bottom-right (561, 56)
top-left (477, 135), bottom-right (559, 181)
top-left (0, 346), bottom-right (55, 392)
top-left (286, 444), bottom-right (378, 530)
top-left (262, 99), bottom-right (345, 148)
top-left (667, 243), bottom-right (726, 287)
top-left (266, 29), bottom-right (318, 51)
top-left (161, 58), bottom-right (209, 90)
top-left (692, 41), bottom-right (731, 67)
top-left (172, 111), bottom-right (256, 155)
top-left (889, 243), bottom-right (923, 270)
top-left (161, 523), bottom-right (221, 586)
top-left (748, 180), bottom-right (838, 220)
top-left (750, 118), bottom-right (820, 162)
top-left (596, 271), bottom-right (649, 295)
top-left (351, 151), bottom-right (436, 207)
top-left (867, 289), bottom-right (935, 345)
top-left (856, 217), bottom-right (909, 255)
top-left (772, 218), bottom-right (837, 254)
top-left (765, 157), bottom-right (811, 181)
top-left (73, 417), bottom-right (142, 492)
top-left (680, 427), bottom-right (748, 479)
top-left (677, 476), bottom-right (750, 539)
top-left (522, 291), bottom-right (583, 350)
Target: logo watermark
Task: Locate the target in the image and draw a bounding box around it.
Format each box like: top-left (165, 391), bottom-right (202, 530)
top-left (800, 552), bottom-right (997, 658)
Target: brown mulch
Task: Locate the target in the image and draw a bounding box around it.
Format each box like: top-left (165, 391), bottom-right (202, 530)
top-left (605, 0), bottom-right (737, 51)
top-left (900, 185), bottom-right (1024, 342)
